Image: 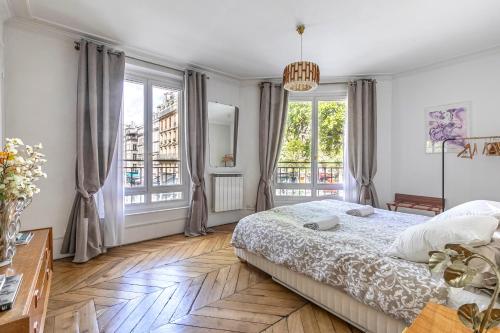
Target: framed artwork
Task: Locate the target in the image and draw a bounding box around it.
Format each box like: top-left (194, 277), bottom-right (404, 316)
top-left (425, 102), bottom-right (470, 153)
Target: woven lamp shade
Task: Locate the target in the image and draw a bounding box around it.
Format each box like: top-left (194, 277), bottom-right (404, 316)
top-left (283, 61), bottom-right (320, 92)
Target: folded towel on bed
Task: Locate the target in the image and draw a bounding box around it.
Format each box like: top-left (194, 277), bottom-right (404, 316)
top-left (303, 216), bottom-right (340, 230)
top-left (346, 205), bottom-right (374, 217)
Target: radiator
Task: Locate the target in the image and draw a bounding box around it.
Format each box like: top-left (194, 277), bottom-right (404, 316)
top-left (212, 174), bottom-right (244, 212)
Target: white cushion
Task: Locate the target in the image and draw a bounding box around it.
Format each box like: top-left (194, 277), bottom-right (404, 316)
top-left (430, 200), bottom-right (500, 223)
top-left (387, 215), bottom-right (499, 262)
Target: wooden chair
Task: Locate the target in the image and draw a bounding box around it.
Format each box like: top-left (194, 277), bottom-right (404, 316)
top-left (387, 193), bottom-right (443, 215)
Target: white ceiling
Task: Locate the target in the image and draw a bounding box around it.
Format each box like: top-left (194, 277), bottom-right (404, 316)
top-left (8, 0), bottom-right (500, 79)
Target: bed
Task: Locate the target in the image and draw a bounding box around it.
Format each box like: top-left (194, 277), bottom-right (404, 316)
top-left (231, 199), bottom-right (492, 333)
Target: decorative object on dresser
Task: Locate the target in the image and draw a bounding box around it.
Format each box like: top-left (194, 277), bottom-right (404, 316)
top-left (0, 228), bottom-right (53, 333)
top-left (15, 232), bottom-right (34, 245)
top-left (428, 243), bottom-right (500, 333)
top-left (387, 193), bottom-right (444, 215)
top-left (405, 303), bottom-right (500, 333)
top-left (0, 139), bottom-right (46, 267)
top-left (0, 275), bottom-right (23, 311)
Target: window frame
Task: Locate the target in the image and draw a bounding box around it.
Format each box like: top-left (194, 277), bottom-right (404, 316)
top-left (124, 72), bottom-right (189, 214)
top-left (275, 93), bottom-right (346, 201)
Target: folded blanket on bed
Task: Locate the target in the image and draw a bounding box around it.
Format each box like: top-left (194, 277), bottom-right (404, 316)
top-left (303, 216), bottom-right (340, 230)
top-left (346, 205), bottom-right (374, 217)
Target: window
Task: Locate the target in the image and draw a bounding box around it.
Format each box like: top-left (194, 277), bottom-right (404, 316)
top-left (123, 73), bottom-right (188, 211)
top-left (275, 96), bottom-right (346, 199)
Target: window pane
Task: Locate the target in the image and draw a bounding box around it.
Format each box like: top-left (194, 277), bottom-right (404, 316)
top-left (317, 190), bottom-right (344, 197)
top-left (317, 101), bottom-right (345, 185)
top-left (151, 192), bottom-right (183, 202)
top-left (152, 86), bottom-right (181, 187)
top-left (125, 194), bottom-right (145, 205)
top-left (278, 101), bottom-right (312, 184)
top-left (276, 189), bottom-right (312, 197)
top-left (123, 81), bottom-right (145, 188)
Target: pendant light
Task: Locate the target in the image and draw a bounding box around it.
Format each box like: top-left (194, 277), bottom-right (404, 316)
top-left (283, 24), bottom-right (320, 92)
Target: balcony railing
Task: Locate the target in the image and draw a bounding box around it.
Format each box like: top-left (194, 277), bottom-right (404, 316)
top-left (276, 161), bottom-right (343, 184)
top-left (317, 162), bottom-right (343, 184)
top-left (123, 159), bottom-right (180, 187)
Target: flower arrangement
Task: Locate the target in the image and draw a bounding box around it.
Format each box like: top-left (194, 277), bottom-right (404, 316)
top-left (0, 138), bottom-right (47, 201)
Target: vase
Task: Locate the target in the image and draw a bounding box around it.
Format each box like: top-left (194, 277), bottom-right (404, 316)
top-left (0, 200), bottom-right (26, 267)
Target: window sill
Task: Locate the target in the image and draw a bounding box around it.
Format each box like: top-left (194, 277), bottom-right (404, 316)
top-left (275, 196), bottom-right (344, 204)
top-left (125, 203), bottom-right (190, 216)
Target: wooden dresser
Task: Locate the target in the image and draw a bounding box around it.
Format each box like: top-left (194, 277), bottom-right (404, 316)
top-left (0, 228), bottom-right (53, 333)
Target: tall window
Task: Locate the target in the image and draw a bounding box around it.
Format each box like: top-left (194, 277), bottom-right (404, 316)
top-left (123, 73), bottom-right (187, 210)
top-left (275, 97), bottom-right (346, 199)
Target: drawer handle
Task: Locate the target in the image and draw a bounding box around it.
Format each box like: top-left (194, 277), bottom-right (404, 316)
top-left (33, 320), bottom-right (38, 333)
top-left (33, 289), bottom-right (39, 308)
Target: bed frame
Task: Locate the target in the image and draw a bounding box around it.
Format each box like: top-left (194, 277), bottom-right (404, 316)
top-left (235, 248), bottom-right (407, 333)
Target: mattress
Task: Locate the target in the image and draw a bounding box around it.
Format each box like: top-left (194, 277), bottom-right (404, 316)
top-left (235, 248), bottom-right (406, 333)
top-left (236, 248), bottom-right (495, 333)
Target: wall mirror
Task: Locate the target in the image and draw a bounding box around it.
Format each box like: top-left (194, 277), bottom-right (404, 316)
top-left (208, 102), bottom-right (239, 167)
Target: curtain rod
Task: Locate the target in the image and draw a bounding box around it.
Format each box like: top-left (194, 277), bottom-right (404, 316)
top-left (321, 79), bottom-right (376, 85)
top-left (319, 82), bottom-right (348, 85)
top-left (73, 41), bottom-right (211, 78)
top-left (259, 81), bottom-right (373, 86)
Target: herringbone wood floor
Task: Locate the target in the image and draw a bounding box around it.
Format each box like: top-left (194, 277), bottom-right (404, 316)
top-left (45, 224), bottom-right (361, 333)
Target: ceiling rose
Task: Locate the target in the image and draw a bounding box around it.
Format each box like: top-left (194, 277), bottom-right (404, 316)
top-left (283, 25), bottom-right (320, 92)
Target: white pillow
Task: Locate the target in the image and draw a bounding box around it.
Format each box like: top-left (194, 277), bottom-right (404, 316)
top-left (387, 215), bottom-right (499, 262)
top-left (430, 200), bottom-right (500, 223)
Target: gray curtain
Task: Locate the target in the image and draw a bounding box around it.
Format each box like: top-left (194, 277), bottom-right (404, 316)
top-left (347, 79), bottom-right (379, 207)
top-left (61, 40), bottom-right (125, 263)
top-left (184, 70), bottom-right (209, 236)
top-left (256, 83), bottom-right (289, 212)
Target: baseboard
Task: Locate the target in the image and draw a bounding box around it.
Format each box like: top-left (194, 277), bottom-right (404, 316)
top-left (50, 209), bottom-right (253, 260)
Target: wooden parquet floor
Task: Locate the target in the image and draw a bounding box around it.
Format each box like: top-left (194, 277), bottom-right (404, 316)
top-left (45, 223), bottom-right (361, 333)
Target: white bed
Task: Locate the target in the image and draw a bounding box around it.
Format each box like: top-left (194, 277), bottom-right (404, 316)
top-left (231, 199), bottom-right (493, 333)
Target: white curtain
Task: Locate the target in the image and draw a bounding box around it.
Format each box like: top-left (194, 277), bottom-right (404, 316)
top-left (97, 116), bottom-right (124, 247)
top-left (343, 102), bottom-right (358, 203)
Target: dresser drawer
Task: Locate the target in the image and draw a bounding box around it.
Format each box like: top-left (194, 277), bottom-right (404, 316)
top-left (29, 236), bottom-right (52, 333)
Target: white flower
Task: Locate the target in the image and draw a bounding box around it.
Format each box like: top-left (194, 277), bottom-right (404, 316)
top-left (0, 138), bottom-right (47, 200)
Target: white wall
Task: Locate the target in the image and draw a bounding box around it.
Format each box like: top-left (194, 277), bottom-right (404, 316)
top-left (391, 50), bottom-right (500, 208)
top-left (5, 22), bottom-right (79, 258)
top-left (0, 2), bottom-right (10, 144)
top-left (205, 76), bottom-right (259, 226)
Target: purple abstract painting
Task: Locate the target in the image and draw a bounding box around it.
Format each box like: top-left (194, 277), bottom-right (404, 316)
top-left (425, 103), bottom-right (469, 153)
